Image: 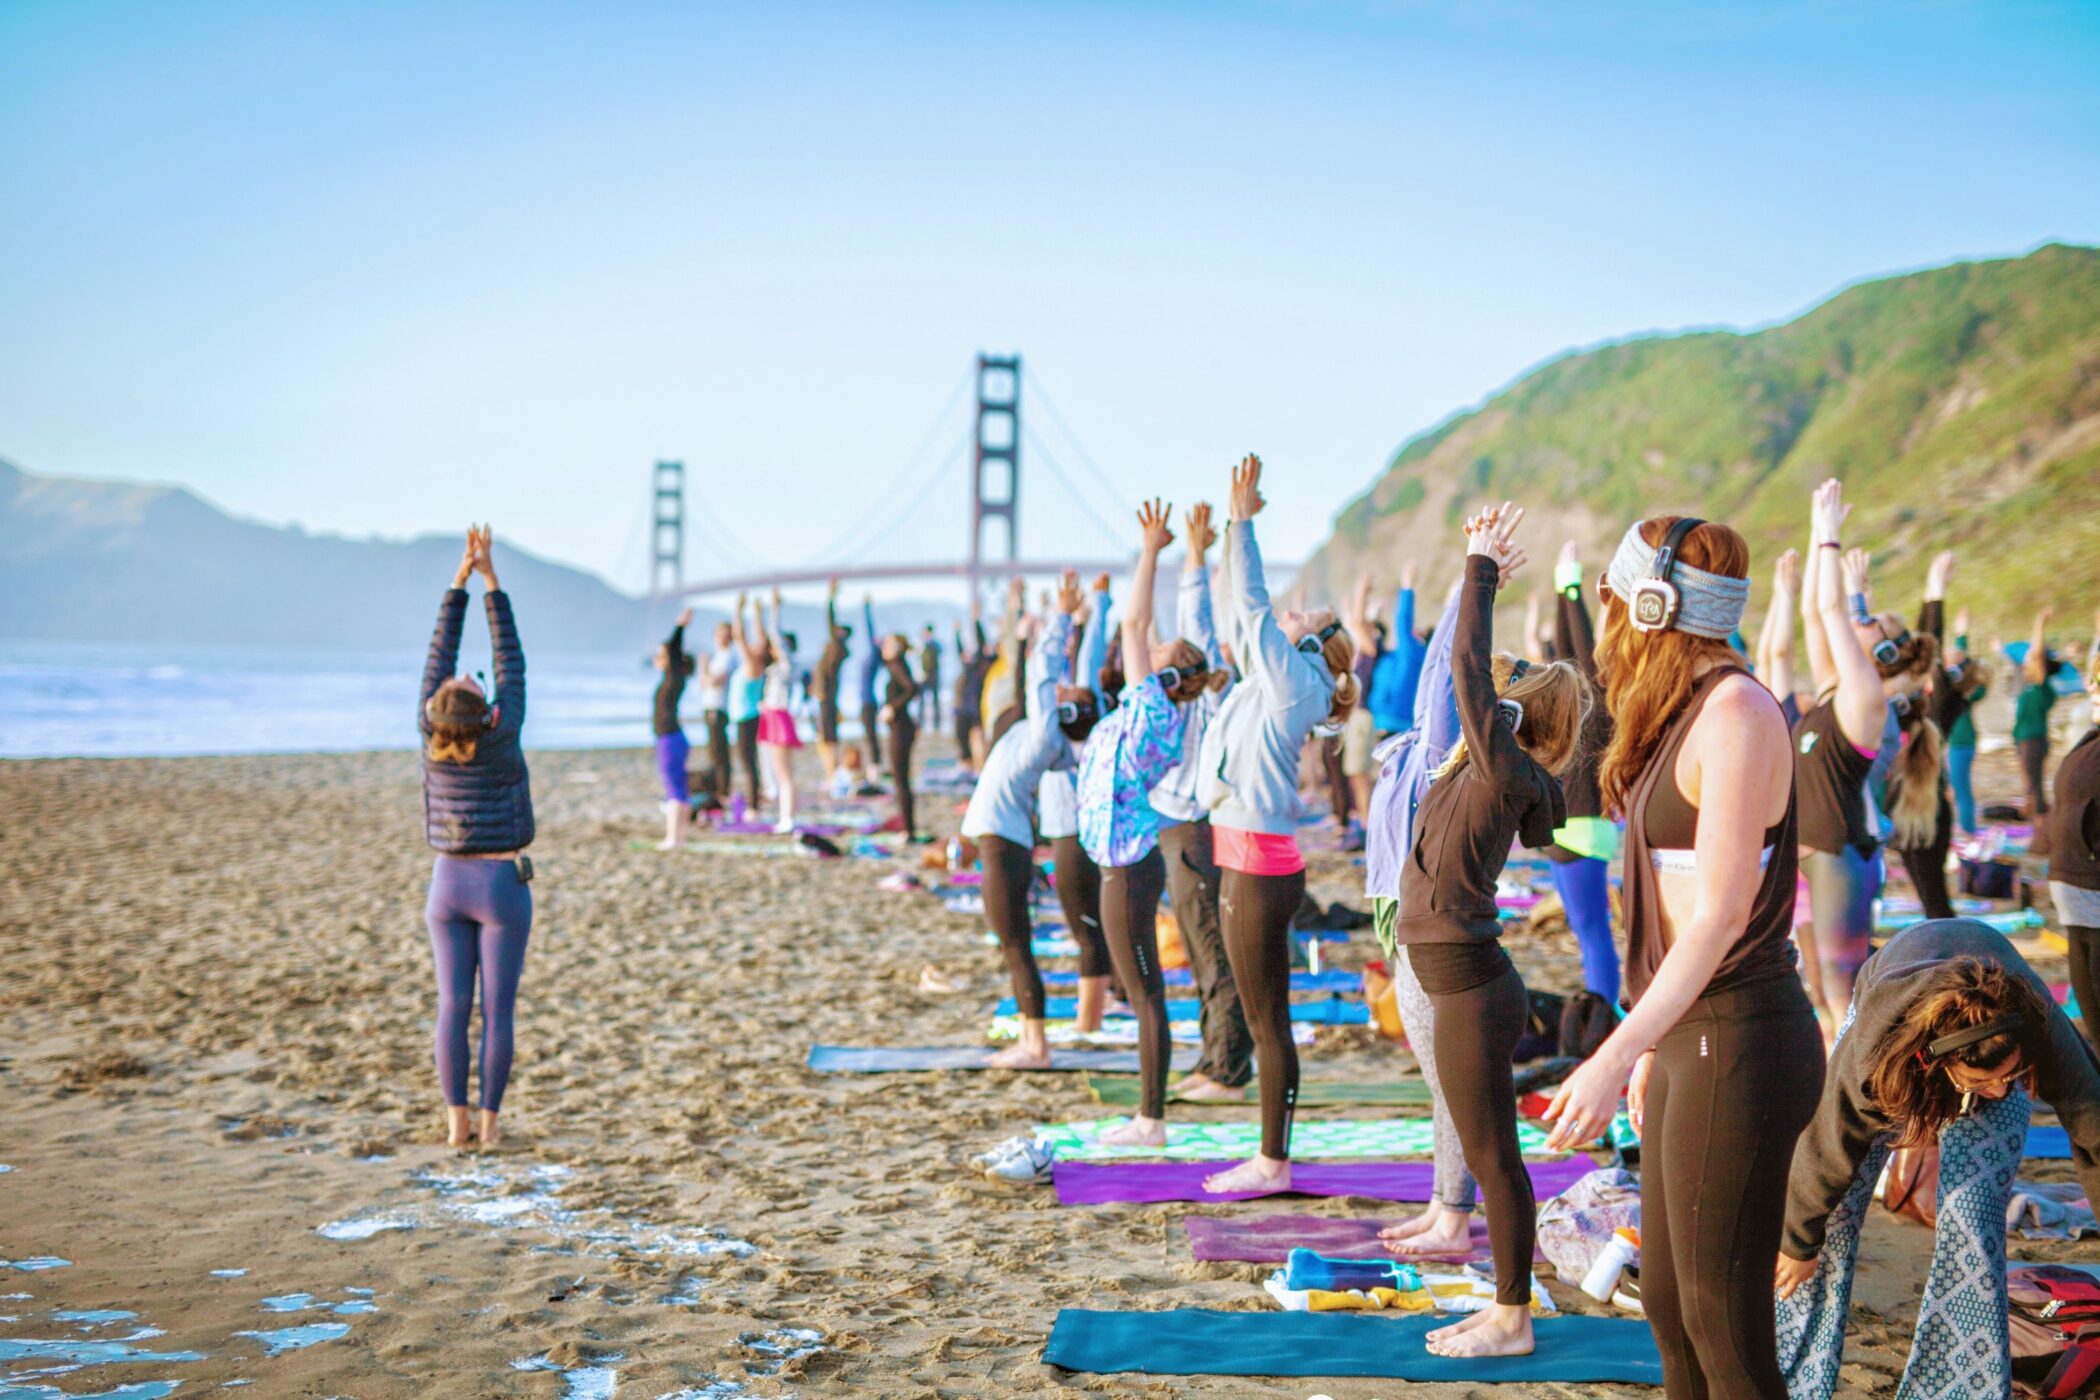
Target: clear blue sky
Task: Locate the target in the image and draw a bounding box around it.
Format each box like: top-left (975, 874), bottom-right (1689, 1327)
top-left (4, 0), bottom-right (2096, 598)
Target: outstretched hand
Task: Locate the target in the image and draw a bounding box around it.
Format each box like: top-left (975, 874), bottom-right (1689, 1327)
top-left (453, 529), bottom-right (478, 588)
top-left (1056, 569), bottom-right (1083, 615)
top-left (469, 525), bottom-right (499, 588)
top-left (1185, 501), bottom-right (1217, 557)
top-left (1842, 547), bottom-right (1873, 598)
top-left (676, 606), bottom-right (694, 628)
top-left (1228, 454), bottom-right (1265, 522)
top-left (1136, 497), bottom-right (1176, 553)
top-left (1925, 550), bottom-right (1956, 601)
top-left (1811, 478), bottom-right (1850, 547)
top-left (1773, 547), bottom-right (1801, 596)
top-left (1463, 501), bottom-right (1526, 572)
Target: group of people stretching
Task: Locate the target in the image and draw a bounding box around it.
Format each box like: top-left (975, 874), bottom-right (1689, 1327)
top-left (646, 583), bottom-right (930, 849)
top-left (406, 471), bottom-right (2100, 1395)
top-left (954, 467), bottom-right (2100, 1391)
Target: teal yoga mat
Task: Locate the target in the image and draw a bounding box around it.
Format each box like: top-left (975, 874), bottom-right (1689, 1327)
top-left (1041, 1308), bottom-right (1663, 1383)
top-left (1035, 1116), bottom-right (1553, 1162)
top-left (995, 996), bottom-right (1367, 1025)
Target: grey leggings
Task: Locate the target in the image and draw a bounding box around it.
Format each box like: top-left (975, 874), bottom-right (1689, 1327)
top-left (1395, 943), bottom-right (1478, 1212)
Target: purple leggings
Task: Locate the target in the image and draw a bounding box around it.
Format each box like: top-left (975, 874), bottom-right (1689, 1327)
top-left (426, 855), bottom-right (533, 1110)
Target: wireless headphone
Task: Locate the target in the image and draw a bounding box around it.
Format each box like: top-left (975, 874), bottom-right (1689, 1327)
top-left (1155, 662), bottom-right (1212, 694)
top-left (1296, 619), bottom-right (1344, 655)
top-left (1056, 694), bottom-right (1099, 728)
top-left (1628, 518), bottom-right (1704, 633)
top-left (1872, 626), bottom-right (1912, 669)
top-left (425, 675), bottom-right (497, 730)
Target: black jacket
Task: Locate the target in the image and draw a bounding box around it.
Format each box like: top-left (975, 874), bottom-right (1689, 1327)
top-left (420, 589), bottom-right (535, 854)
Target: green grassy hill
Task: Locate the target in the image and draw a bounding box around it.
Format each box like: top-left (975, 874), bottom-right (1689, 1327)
top-left (1306, 243), bottom-right (2100, 646)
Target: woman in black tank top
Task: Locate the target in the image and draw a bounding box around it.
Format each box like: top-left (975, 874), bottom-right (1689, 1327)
top-left (1542, 511), bottom-right (1824, 1400)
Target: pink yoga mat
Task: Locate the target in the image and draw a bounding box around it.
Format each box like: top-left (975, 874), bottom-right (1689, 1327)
top-left (1183, 1213), bottom-right (1543, 1264)
top-left (1053, 1157), bottom-right (1595, 1206)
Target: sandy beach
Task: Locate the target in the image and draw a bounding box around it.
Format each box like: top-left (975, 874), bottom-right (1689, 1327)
top-left (1, 737), bottom-right (2089, 1398)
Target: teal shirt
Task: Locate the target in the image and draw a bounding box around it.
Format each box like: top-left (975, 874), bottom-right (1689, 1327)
top-left (2015, 682), bottom-right (2057, 743)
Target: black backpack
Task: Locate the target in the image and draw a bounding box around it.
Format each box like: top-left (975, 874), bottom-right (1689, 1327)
top-left (1559, 990), bottom-right (1618, 1060)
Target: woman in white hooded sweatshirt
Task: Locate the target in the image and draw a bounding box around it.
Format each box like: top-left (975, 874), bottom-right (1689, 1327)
top-left (1198, 456), bottom-right (1363, 1196)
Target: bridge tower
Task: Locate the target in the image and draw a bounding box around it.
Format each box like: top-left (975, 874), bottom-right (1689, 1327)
top-left (968, 353), bottom-right (1021, 591)
top-left (650, 459), bottom-right (685, 605)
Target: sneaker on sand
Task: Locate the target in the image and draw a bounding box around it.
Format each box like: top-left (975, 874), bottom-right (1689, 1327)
top-left (969, 1134), bottom-right (1036, 1169)
top-left (985, 1140), bottom-right (1059, 1185)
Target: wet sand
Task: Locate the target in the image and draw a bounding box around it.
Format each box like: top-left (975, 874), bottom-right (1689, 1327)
top-left (0, 739), bottom-right (2088, 1397)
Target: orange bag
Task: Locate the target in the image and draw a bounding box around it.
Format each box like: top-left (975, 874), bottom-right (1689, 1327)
top-left (1156, 909), bottom-right (1190, 970)
top-left (1362, 963), bottom-right (1405, 1041)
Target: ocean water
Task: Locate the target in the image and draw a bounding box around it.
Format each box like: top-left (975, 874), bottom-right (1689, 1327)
top-left (0, 642), bottom-right (660, 758)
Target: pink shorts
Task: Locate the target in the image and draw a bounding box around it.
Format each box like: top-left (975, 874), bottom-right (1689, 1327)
top-left (757, 708), bottom-right (801, 749)
top-left (1213, 826), bottom-right (1306, 876)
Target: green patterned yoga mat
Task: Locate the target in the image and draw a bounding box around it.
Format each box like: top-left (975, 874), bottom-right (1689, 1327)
top-left (1035, 1116), bottom-right (1555, 1162)
top-left (1085, 1074), bottom-right (1434, 1109)
top-left (989, 1016), bottom-right (1317, 1048)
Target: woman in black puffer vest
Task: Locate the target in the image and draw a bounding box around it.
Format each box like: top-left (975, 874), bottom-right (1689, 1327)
top-left (419, 526), bottom-right (535, 1149)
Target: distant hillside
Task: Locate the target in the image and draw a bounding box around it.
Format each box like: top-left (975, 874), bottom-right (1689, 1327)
top-left (0, 459), bottom-right (980, 654)
top-left (0, 459), bottom-right (661, 652)
top-left (1306, 243), bottom-right (2100, 638)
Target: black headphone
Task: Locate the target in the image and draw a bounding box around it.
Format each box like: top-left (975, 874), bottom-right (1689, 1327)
top-left (1156, 662), bottom-right (1211, 693)
top-left (1627, 517), bottom-right (1704, 632)
top-left (1873, 627), bottom-right (1912, 669)
top-left (1920, 1013), bottom-right (2024, 1064)
top-left (1296, 619), bottom-right (1344, 656)
top-left (1056, 694), bottom-right (1098, 727)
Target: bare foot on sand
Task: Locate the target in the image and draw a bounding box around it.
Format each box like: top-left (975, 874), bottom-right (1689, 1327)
top-left (989, 1042), bottom-right (1053, 1070)
top-left (1174, 1075), bottom-right (1247, 1103)
top-left (477, 1109), bottom-right (501, 1148)
top-left (1425, 1302), bottom-right (1534, 1358)
top-left (1202, 1154), bottom-right (1290, 1195)
top-left (1387, 1205), bottom-right (1478, 1258)
top-left (444, 1105), bottom-right (473, 1150)
top-left (1098, 1116), bottom-right (1166, 1148)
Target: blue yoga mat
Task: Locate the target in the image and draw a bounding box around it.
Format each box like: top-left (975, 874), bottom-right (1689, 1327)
top-left (2027, 1125), bottom-right (2072, 1159)
top-left (1041, 1308), bottom-right (1663, 1383)
top-left (807, 1045), bottom-right (1200, 1073)
top-left (995, 996), bottom-right (1367, 1025)
top-left (1042, 967), bottom-right (1363, 993)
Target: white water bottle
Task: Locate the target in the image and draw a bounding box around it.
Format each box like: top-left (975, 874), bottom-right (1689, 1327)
top-left (1581, 1227), bottom-right (1640, 1302)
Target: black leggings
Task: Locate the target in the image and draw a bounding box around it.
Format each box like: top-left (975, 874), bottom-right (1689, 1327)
top-left (2019, 736), bottom-right (2052, 817)
top-left (734, 716), bottom-right (762, 805)
top-left (704, 709), bottom-right (731, 801)
top-left (861, 702), bottom-right (882, 772)
top-left (1413, 942), bottom-right (1534, 1308)
top-left (2066, 926), bottom-right (2100, 1048)
top-left (1897, 817), bottom-right (1955, 922)
top-left (1049, 835), bottom-right (1113, 980)
top-left (1160, 820), bottom-right (1251, 1087)
top-left (1221, 864), bottom-right (1306, 1159)
top-left (887, 717), bottom-right (917, 836)
top-left (981, 834), bottom-right (1044, 1019)
top-left (1322, 736), bottom-right (1351, 825)
top-left (1642, 977), bottom-right (1824, 1400)
top-left (1099, 848), bottom-right (1170, 1119)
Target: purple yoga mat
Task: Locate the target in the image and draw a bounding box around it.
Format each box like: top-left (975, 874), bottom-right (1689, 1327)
top-left (1183, 1213), bottom-right (1544, 1264)
top-left (1053, 1157), bottom-right (1595, 1206)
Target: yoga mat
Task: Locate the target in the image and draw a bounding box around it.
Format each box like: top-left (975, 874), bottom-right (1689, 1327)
top-left (990, 1016), bottom-right (1317, 1047)
top-left (2027, 1125), bottom-right (2072, 1159)
top-left (1036, 1117), bottom-right (1551, 1163)
top-left (1044, 967), bottom-right (1363, 993)
top-left (806, 1045), bottom-right (1198, 1073)
top-left (994, 996), bottom-right (1367, 1025)
top-left (1874, 907), bottom-right (2042, 934)
top-left (1041, 1308), bottom-right (1663, 1383)
top-left (1185, 1213), bottom-right (1540, 1264)
top-left (1087, 1075), bottom-right (1432, 1108)
top-left (1053, 1156), bottom-right (1597, 1205)
top-left (984, 932), bottom-right (1083, 957)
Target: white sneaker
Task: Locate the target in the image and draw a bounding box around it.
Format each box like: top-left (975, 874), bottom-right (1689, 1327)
top-left (985, 1140), bottom-right (1058, 1185)
top-left (772, 819), bottom-right (797, 834)
top-left (969, 1133), bottom-right (1035, 1169)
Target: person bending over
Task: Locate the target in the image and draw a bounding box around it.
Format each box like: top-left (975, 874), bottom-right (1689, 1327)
top-left (1775, 924), bottom-right (2100, 1399)
top-left (2049, 669), bottom-right (2100, 1045)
